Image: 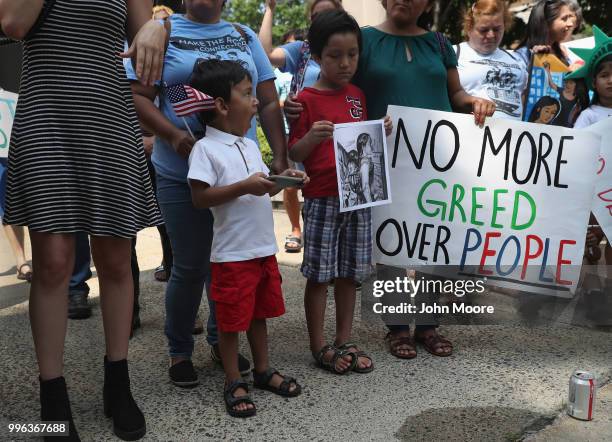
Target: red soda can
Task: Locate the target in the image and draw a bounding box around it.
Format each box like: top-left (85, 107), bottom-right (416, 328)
top-left (567, 370), bottom-right (596, 421)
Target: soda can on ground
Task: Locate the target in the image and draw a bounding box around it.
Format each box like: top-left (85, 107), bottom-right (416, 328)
top-left (567, 370), bottom-right (596, 421)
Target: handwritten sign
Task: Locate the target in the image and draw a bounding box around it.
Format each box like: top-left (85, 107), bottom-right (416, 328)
top-left (586, 118), bottom-right (612, 240)
top-left (373, 106), bottom-right (600, 296)
top-left (0, 90), bottom-right (18, 159)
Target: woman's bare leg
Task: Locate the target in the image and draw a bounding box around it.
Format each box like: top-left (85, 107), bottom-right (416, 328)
top-left (90, 236), bottom-right (133, 361)
top-left (29, 231), bottom-right (75, 380)
top-left (4, 224), bottom-right (28, 268)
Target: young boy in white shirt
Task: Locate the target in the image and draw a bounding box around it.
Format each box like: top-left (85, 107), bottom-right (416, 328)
top-left (187, 59), bottom-right (307, 418)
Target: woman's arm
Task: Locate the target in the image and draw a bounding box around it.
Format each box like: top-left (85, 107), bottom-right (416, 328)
top-left (131, 82), bottom-right (195, 158)
top-left (124, 0), bottom-right (166, 86)
top-left (257, 79), bottom-right (289, 174)
top-left (0, 0), bottom-right (44, 40)
top-left (258, 0), bottom-right (287, 68)
top-left (447, 68), bottom-right (496, 126)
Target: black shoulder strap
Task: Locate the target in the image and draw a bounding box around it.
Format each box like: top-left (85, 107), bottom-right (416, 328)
top-left (500, 48), bottom-right (518, 62)
top-left (434, 32), bottom-right (451, 65)
top-left (455, 43), bottom-right (461, 60)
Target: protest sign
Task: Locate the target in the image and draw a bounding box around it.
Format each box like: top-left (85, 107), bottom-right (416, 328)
top-left (586, 118), bottom-right (612, 240)
top-left (522, 53), bottom-right (583, 128)
top-left (0, 90), bottom-right (18, 158)
top-left (373, 105), bottom-right (600, 296)
top-left (334, 120), bottom-right (391, 212)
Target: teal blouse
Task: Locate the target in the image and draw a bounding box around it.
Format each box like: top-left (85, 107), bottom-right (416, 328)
top-left (354, 27), bottom-right (458, 119)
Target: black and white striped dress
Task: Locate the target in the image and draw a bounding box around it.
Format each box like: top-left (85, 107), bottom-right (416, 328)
top-left (3, 0), bottom-right (162, 237)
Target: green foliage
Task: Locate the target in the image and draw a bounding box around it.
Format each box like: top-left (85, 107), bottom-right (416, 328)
top-left (577, 0), bottom-right (610, 34)
top-left (257, 125), bottom-right (274, 167)
top-left (430, 0), bottom-right (609, 47)
top-left (223, 0), bottom-right (308, 45)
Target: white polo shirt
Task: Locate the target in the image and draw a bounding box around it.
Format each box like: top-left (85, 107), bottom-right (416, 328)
top-left (187, 126), bottom-right (278, 263)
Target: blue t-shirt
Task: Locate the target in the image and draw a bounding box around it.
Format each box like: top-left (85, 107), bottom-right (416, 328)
top-left (125, 15), bottom-right (275, 182)
top-left (280, 41), bottom-right (320, 90)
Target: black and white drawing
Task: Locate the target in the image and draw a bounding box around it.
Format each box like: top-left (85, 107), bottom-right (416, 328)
top-left (333, 120), bottom-right (392, 212)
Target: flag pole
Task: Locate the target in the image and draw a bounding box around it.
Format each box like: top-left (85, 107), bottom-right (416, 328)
top-left (182, 117), bottom-right (196, 139)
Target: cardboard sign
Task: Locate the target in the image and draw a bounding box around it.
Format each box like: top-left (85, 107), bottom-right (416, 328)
top-left (0, 90), bottom-right (18, 158)
top-left (373, 106), bottom-right (600, 296)
top-left (586, 118), bottom-right (612, 240)
top-left (522, 53), bottom-right (581, 128)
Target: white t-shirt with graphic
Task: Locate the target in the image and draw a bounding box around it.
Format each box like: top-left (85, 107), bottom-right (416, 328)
top-left (573, 104), bottom-right (612, 129)
top-left (456, 42), bottom-right (528, 120)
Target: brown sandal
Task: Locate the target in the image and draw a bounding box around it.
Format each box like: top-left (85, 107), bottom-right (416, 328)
top-left (384, 332), bottom-right (417, 359)
top-left (415, 331), bottom-right (453, 357)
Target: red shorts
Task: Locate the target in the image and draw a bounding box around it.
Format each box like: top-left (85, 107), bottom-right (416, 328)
top-left (210, 255), bottom-right (285, 332)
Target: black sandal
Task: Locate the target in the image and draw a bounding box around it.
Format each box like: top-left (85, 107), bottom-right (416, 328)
top-left (252, 368), bottom-right (302, 397)
top-left (336, 342), bottom-right (374, 373)
top-left (16, 263), bottom-right (32, 282)
top-left (312, 344), bottom-right (357, 375)
top-left (224, 379), bottom-right (256, 418)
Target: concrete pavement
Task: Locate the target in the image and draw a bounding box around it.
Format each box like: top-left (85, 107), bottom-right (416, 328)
top-left (0, 210), bottom-right (610, 441)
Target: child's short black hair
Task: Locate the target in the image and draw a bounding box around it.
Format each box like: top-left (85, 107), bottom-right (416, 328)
top-left (189, 59), bottom-right (252, 124)
top-left (307, 10), bottom-right (361, 58)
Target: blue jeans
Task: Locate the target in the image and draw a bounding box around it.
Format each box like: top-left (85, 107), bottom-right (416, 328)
top-left (69, 232), bottom-right (91, 295)
top-left (157, 174), bottom-right (216, 358)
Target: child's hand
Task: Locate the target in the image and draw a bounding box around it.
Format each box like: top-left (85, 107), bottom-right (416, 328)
top-left (472, 98), bottom-right (496, 127)
top-left (279, 168), bottom-right (310, 187)
top-left (242, 172), bottom-right (277, 196)
top-left (307, 120), bottom-right (334, 144)
top-left (383, 116), bottom-right (393, 136)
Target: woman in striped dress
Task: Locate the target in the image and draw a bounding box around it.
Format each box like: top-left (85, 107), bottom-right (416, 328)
top-left (0, 1), bottom-right (166, 440)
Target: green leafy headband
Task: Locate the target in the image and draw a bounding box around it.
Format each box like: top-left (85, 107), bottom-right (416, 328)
top-left (566, 26), bottom-right (612, 90)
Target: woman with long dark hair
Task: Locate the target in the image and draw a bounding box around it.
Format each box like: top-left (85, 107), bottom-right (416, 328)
top-left (516, 0), bottom-right (583, 68)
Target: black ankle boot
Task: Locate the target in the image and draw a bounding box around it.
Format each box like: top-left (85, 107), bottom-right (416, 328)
top-left (40, 377), bottom-right (80, 441)
top-left (103, 357), bottom-right (146, 441)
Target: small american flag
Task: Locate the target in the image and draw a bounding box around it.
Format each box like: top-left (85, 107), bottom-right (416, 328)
top-left (166, 84), bottom-right (215, 117)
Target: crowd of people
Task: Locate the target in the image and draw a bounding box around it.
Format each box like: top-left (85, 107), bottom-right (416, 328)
top-left (0, 0), bottom-right (610, 439)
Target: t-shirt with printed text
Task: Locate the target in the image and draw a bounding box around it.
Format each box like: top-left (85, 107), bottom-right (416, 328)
top-left (288, 84), bottom-right (367, 198)
top-left (124, 15), bottom-right (275, 183)
top-left (455, 42), bottom-right (528, 120)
